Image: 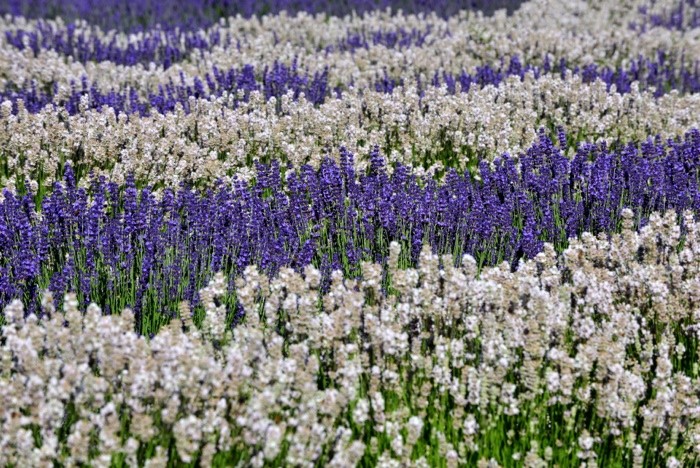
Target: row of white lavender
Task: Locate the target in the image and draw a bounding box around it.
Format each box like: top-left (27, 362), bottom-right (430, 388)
top-left (2, 0), bottom-right (700, 191)
top-left (2, 73), bottom-right (699, 192)
top-left (2, 209), bottom-right (698, 466)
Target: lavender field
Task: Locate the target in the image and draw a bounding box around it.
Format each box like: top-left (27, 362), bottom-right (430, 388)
top-left (1, 0), bottom-right (699, 466)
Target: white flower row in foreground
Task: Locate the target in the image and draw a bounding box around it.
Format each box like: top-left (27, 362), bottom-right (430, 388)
top-left (1, 210), bottom-right (698, 466)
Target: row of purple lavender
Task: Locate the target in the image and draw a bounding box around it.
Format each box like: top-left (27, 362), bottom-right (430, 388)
top-left (3, 129), bottom-right (699, 331)
top-left (0, 0), bottom-right (525, 30)
top-left (2, 53), bottom-right (699, 116)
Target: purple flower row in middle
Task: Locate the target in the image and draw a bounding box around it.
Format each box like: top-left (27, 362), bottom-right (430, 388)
top-left (2, 128), bottom-right (700, 319)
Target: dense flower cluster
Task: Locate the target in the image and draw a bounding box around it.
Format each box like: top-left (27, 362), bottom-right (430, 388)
top-left (3, 131), bottom-right (700, 328)
top-left (0, 0), bottom-right (525, 30)
top-left (1, 0), bottom-right (699, 465)
top-left (3, 74), bottom-right (700, 190)
top-left (3, 53), bottom-right (700, 116)
top-left (0, 0), bottom-right (698, 190)
top-left (4, 21), bottom-right (226, 68)
top-left (631, 0), bottom-right (700, 31)
top-left (1, 210), bottom-right (699, 466)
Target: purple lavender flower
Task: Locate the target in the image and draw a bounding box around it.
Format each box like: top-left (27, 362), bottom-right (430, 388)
top-left (3, 130), bottom-right (700, 329)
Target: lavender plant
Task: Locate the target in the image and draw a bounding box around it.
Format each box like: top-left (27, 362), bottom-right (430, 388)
top-left (631, 0), bottom-right (700, 32)
top-left (0, 209), bottom-right (697, 466)
top-left (4, 22), bottom-right (228, 69)
top-left (2, 53), bottom-right (699, 117)
top-left (0, 0), bottom-right (525, 31)
top-left (3, 22), bottom-right (438, 68)
top-left (2, 131), bottom-right (700, 335)
top-left (0, 60), bottom-right (330, 115)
